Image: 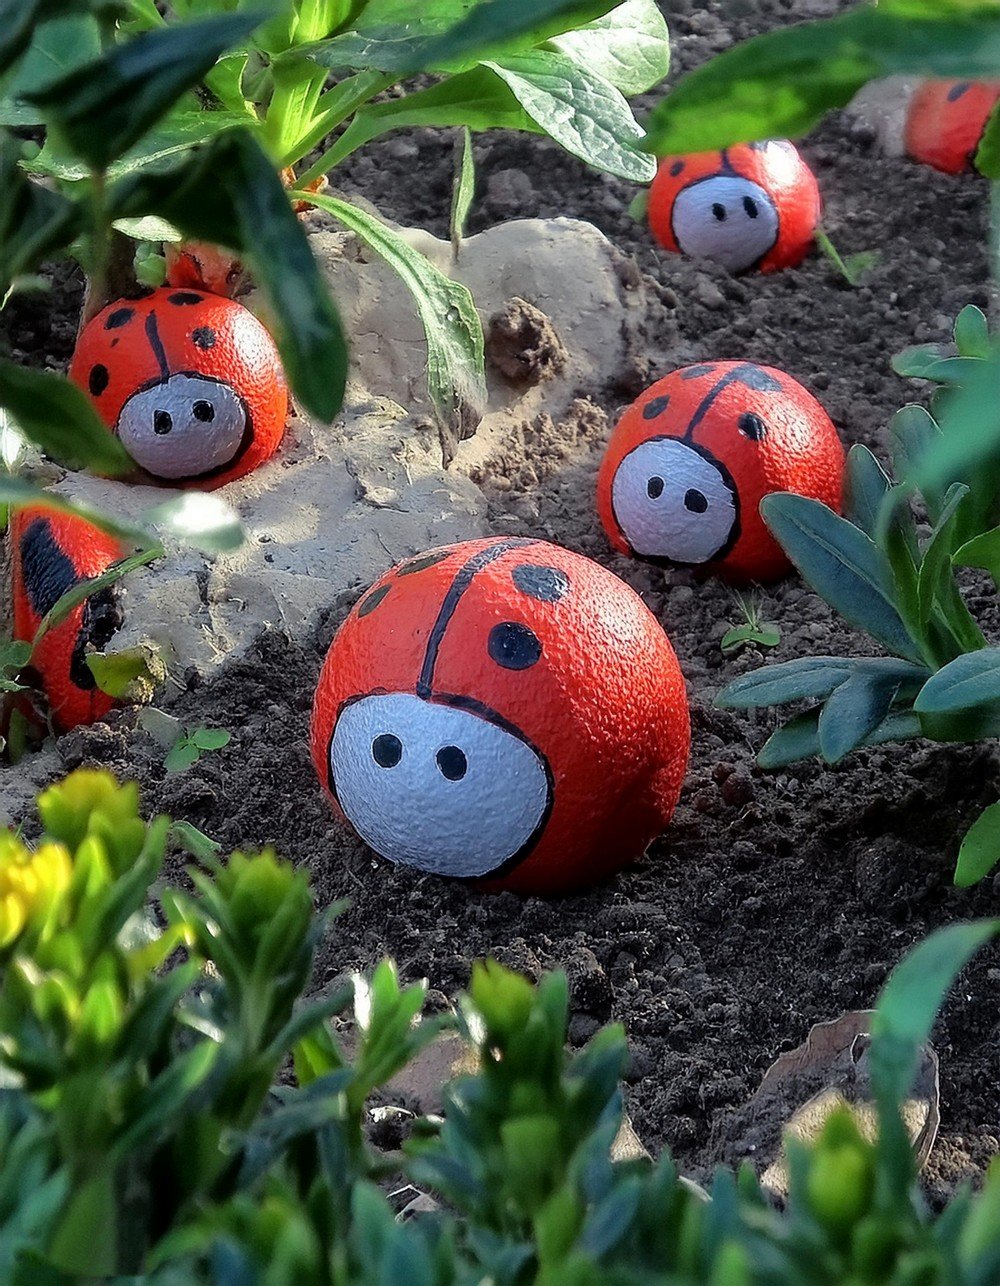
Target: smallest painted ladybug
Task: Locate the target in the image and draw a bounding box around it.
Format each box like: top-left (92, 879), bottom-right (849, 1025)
top-left (70, 288), bottom-right (288, 490)
top-left (596, 361), bottom-right (846, 584)
top-left (164, 240), bottom-right (247, 297)
top-left (10, 507), bottom-right (125, 732)
top-left (648, 140), bottom-right (821, 274)
top-left (905, 80), bottom-right (1000, 175)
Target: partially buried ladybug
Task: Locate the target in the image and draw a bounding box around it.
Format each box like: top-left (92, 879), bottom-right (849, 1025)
top-left (905, 80), bottom-right (1000, 175)
top-left (597, 362), bottom-right (845, 584)
top-left (70, 287), bottom-right (287, 489)
top-left (10, 507), bottom-right (125, 732)
top-left (311, 538), bottom-right (690, 896)
top-left (648, 140), bottom-right (821, 273)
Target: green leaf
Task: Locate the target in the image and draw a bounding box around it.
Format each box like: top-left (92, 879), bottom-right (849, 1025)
top-left (817, 669), bottom-right (904, 765)
top-left (112, 1041), bottom-right (219, 1157)
top-left (642, 7), bottom-right (1000, 155)
top-left (191, 726), bottom-right (231, 751)
top-left (0, 0), bottom-right (78, 78)
top-left (914, 648), bottom-right (1000, 715)
top-left (815, 227), bottom-right (878, 287)
top-left (892, 343), bottom-right (949, 381)
top-left (916, 482), bottom-right (969, 625)
top-left (975, 97), bottom-right (1000, 177)
top-left (142, 492), bottom-right (245, 554)
top-left (758, 706), bottom-right (922, 770)
top-left (954, 304), bottom-right (990, 358)
top-left (720, 622), bottom-right (780, 654)
top-left (916, 349), bottom-right (1000, 499)
top-left (451, 126), bottom-right (475, 256)
top-left (111, 129), bottom-right (347, 423)
top-left (32, 549), bottom-right (159, 648)
top-left (717, 657), bottom-right (854, 709)
top-left (0, 361), bottom-right (131, 475)
top-left (760, 493), bottom-right (921, 663)
top-left (844, 444), bottom-right (891, 539)
top-left (27, 13), bottom-right (263, 171)
top-left (85, 646), bottom-right (160, 699)
top-left (170, 819), bottom-right (222, 862)
top-left (484, 51), bottom-right (655, 181)
top-left (47, 1169), bottom-right (117, 1277)
top-left (0, 15), bottom-right (100, 128)
top-left (871, 920), bottom-right (1000, 1107)
top-left (955, 802), bottom-right (1000, 888)
top-left (551, 0), bottom-right (670, 96)
top-left (0, 139), bottom-right (80, 298)
top-left (955, 525), bottom-right (1000, 579)
top-left (297, 190), bottom-right (487, 449)
top-left (164, 740), bottom-right (200, 774)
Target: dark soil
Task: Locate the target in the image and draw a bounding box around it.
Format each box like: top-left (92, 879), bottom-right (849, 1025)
top-left (5, 0), bottom-right (1000, 1200)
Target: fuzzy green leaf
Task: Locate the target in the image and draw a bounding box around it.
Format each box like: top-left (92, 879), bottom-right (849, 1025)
top-left (844, 444), bottom-right (891, 539)
top-left (758, 705), bottom-right (922, 770)
top-left (717, 657), bottom-right (853, 709)
top-left (817, 669), bottom-right (904, 765)
top-left (552, 0), bottom-right (670, 96)
top-left (914, 648), bottom-right (1000, 715)
top-left (450, 126), bottom-right (475, 255)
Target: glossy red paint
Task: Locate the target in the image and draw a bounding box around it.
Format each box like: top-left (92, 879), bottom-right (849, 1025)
top-left (905, 80), bottom-right (1000, 175)
top-left (648, 140), bottom-right (820, 274)
top-left (596, 362), bottom-right (845, 584)
top-left (311, 538), bottom-right (690, 895)
top-left (70, 287), bottom-right (287, 489)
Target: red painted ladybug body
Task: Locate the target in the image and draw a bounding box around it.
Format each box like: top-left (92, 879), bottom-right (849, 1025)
top-left (311, 538), bottom-right (690, 896)
top-left (10, 507), bottom-right (125, 732)
top-left (597, 362), bottom-right (845, 584)
top-left (70, 288), bottom-right (287, 489)
top-left (905, 80), bottom-right (1000, 175)
top-left (648, 141), bottom-right (821, 274)
top-left (164, 240), bottom-right (246, 297)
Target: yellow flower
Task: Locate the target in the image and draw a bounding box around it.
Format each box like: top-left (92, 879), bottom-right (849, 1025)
top-left (0, 834), bottom-right (72, 948)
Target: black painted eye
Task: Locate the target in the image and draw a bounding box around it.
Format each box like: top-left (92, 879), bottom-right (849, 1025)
top-left (670, 160), bottom-right (685, 176)
top-left (193, 326), bottom-right (217, 349)
top-left (647, 476), bottom-right (665, 499)
top-left (153, 410), bottom-right (173, 435)
top-left (743, 196), bottom-right (759, 218)
top-left (739, 412), bottom-right (768, 441)
top-left (684, 489), bottom-right (708, 513)
top-left (193, 400), bottom-right (215, 422)
top-left (488, 622), bottom-right (542, 670)
top-left (372, 734), bottom-right (402, 768)
top-left (643, 395), bottom-right (670, 421)
top-left (357, 584), bottom-right (390, 617)
top-left (89, 364), bottom-right (109, 396)
top-left (105, 307), bottom-right (134, 329)
top-left (436, 745), bottom-right (468, 781)
top-left (712, 203), bottom-right (727, 222)
top-left (512, 564), bottom-right (569, 603)
top-left (168, 291), bottom-right (203, 306)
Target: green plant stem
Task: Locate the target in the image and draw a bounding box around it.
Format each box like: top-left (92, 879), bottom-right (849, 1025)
top-left (291, 73), bottom-right (395, 183)
top-left (87, 169), bottom-right (110, 314)
top-left (31, 545), bottom-right (162, 652)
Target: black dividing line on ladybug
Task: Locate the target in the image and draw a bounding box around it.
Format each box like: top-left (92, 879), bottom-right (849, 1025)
top-left (415, 538), bottom-right (538, 699)
top-left (682, 363), bottom-right (782, 443)
top-left (144, 311), bottom-right (171, 382)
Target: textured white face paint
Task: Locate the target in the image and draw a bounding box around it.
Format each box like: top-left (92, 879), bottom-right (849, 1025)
top-left (672, 175), bottom-right (779, 272)
top-left (117, 373), bottom-right (246, 479)
top-left (330, 692), bottom-right (550, 878)
top-left (612, 438), bottom-right (737, 564)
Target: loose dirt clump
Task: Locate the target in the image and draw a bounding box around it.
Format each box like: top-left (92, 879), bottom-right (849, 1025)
top-left (486, 296), bottom-right (569, 386)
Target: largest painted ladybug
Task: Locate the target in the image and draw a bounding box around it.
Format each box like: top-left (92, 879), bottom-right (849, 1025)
top-left (597, 362), bottom-right (845, 584)
top-left (70, 288), bottom-right (287, 489)
top-left (905, 80), bottom-right (1000, 175)
top-left (311, 538), bottom-right (690, 896)
top-left (10, 507), bottom-right (125, 732)
top-left (648, 141), bottom-right (821, 274)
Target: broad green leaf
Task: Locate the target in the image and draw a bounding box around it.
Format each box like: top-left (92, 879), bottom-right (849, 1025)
top-left (551, 0), bottom-right (669, 96)
top-left (0, 0), bottom-right (81, 78)
top-left (0, 139), bottom-right (80, 297)
top-left (955, 802), bottom-right (1000, 888)
top-left (720, 622), bottom-right (780, 654)
top-left (891, 344), bottom-right (949, 380)
top-left (0, 15), bottom-right (100, 128)
top-left (817, 669), bottom-right (903, 764)
top-left (47, 1170), bottom-right (116, 1277)
top-left (484, 51), bottom-right (656, 181)
top-left (165, 740), bottom-right (200, 774)
top-left (917, 348), bottom-right (1000, 500)
top-left (86, 646), bottom-right (161, 699)
top-left (297, 190), bottom-right (487, 450)
top-left (955, 525), bottom-right (1000, 579)
top-left (717, 657), bottom-right (853, 709)
top-left (111, 129), bottom-right (347, 422)
top-left (643, 8), bottom-right (1000, 155)
top-left (871, 920), bottom-right (1000, 1107)
top-left (760, 493), bottom-right (922, 663)
top-left (758, 706), bottom-right (922, 770)
top-left (451, 126), bottom-right (475, 256)
top-left (954, 304), bottom-right (990, 358)
top-left (914, 648), bottom-right (1000, 714)
top-left (891, 352), bottom-right (980, 385)
top-left (191, 726), bottom-right (231, 751)
top-left (0, 477), bottom-right (152, 549)
top-left (27, 13), bottom-right (262, 171)
top-left (845, 444), bottom-right (891, 539)
top-left (0, 361), bottom-right (131, 475)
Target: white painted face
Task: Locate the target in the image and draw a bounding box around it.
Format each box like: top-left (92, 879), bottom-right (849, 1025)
top-left (671, 175), bottom-right (779, 272)
top-left (612, 438), bottom-right (737, 565)
top-left (329, 691), bottom-right (550, 878)
top-left (117, 373), bottom-right (247, 480)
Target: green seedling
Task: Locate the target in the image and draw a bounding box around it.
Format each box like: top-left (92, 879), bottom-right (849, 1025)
top-left (815, 227), bottom-right (880, 287)
top-left (140, 708), bottom-right (231, 773)
top-left (722, 593), bottom-right (780, 656)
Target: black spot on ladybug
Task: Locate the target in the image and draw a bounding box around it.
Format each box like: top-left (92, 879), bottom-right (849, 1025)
top-left (193, 326), bottom-right (217, 350)
top-left (647, 476), bottom-right (665, 499)
top-left (643, 395), bottom-right (670, 420)
top-left (20, 520), bottom-right (78, 616)
top-left (682, 365), bottom-right (717, 380)
top-left (358, 584), bottom-right (391, 617)
top-left (89, 364), bottom-right (110, 396)
top-left (488, 622), bottom-right (542, 670)
top-left (193, 400), bottom-right (215, 423)
top-left (684, 488), bottom-right (708, 513)
top-left (512, 564), bottom-right (569, 603)
top-left (436, 745), bottom-right (468, 781)
top-left (168, 291), bottom-right (204, 306)
top-left (670, 160), bottom-right (685, 176)
top-left (154, 410), bottom-right (173, 435)
top-left (748, 140), bottom-right (771, 152)
top-left (743, 196), bottom-right (759, 218)
top-left (712, 203), bottom-right (726, 222)
top-left (70, 586), bottom-right (123, 691)
top-left (372, 733), bottom-right (402, 768)
top-left (733, 365), bottom-right (783, 393)
top-left (948, 82), bottom-right (971, 102)
top-left (105, 307), bottom-right (134, 330)
top-left (399, 551), bottom-right (452, 576)
top-left (739, 412), bottom-right (768, 441)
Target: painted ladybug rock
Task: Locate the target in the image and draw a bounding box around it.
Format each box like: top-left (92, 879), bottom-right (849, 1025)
top-left (70, 287), bottom-right (287, 489)
top-left (905, 80), bottom-right (1000, 175)
top-left (311, 538), bottom-right (690, 896)
top-left (164, 240), bottom-right (246, 297)
top-left (648, 140), bottom-right (821, 274)
top-left (597, 362), bottom-right (845, 584)
top-left (10, 507), bottom-right (125, 732)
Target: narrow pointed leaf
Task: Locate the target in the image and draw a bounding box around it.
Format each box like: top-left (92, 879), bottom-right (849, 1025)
top-left (817, 670), bottom-right (902, 765)
top-left (914, 649), bottom-right (1000, 715)
top-left (844, 444), bottom-right (891, 538)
